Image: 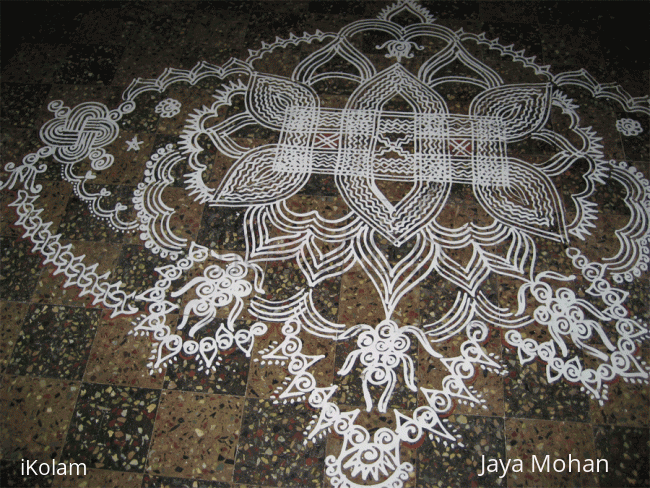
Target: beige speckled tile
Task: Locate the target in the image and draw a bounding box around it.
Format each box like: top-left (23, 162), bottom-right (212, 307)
top-left (0, 375), bottom-right (80, 461)
top-left (53, 468), bottom-right (143, 488)
top-left (84, 314), bottom-right (166, 389)
top-left (338, 264), bottom-right (394, 327)
top-left (31, 240), bottom-right (122, 306)
top-left (504, 418), bottom-right (599, 488)
top-left (146, 391), bottom-right (244, 482)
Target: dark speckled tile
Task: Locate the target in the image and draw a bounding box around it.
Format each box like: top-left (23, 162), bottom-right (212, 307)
top-left (417, 414), bottom-right (506, 488)
top-left (0, 459), bottom-right (54, 488)
top-left (72, 7), bottom-right (137, 46)
top-left (0, 83), bottom-right (52, 129)
top-left (234, 398), bottom-right (325, 487)
top-left (594, 425), bottom-right (650, 488)
top-left (588, 349), bottom-right (650, 427)
top-left (1, 44), bottom-right (70, 84)
top-left (141, 474), bottom-right (230, 488)
top-left (418, 329), bottom-right (505, 418)
top-left (111, 44), bottom-right (183, 88)
top-left (0, 236), bottom-right (44, 301)
top-left (61, 383), bottom-right (160, 472)
top-left (146, 391), bottom-right (243, 482)
top-left (53, 44), bottom-right (125, 85)
top-left (56, 186), bottom-right (134, 243)
top-left (0, 189), bottom-right (21, 238)
top-left (112, 244), bottom-right (182, 312)
top-left (246, 321), bottom-right (336, 402)
top-left (617, 111), bottom-right (650, 162)
top-left (0, 375), bottom-right (79, 461)
top-left (7, 304), bottom-right (102, 380)
top-left (196, 206), bottom-right (247, 253)
top-left (0, 301), bottom-right (29, 374)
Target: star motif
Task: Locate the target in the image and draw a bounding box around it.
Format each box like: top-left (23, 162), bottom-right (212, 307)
top-left (126, 135), bottom-right (144, 152)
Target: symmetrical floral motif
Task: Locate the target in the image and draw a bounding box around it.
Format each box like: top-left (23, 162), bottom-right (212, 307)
top-left (616, 117), bottom-right (644, 136)
top-left (2, 1), bottom-right (649, 487)
top-left (155, 98), bottom-right (182, 118)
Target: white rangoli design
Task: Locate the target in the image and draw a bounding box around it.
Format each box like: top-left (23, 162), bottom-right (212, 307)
top-left (1, 2), bottom-right (649, 487)
top-left (155, 97), bottom-right (182, 118)
top-left (126, 135), bottom-right (144, 151)
top-left (616, 117), bottom-right (644, 136)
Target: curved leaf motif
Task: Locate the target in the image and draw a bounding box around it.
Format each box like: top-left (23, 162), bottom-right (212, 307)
top-left (469, 83), bottom-right (552, 141)
top-left (246, 73), bottom-right (319, 129)
top-left (212, 146), bottom-right (310, 205)
top-left (473, 158), bottom-right (568, 242)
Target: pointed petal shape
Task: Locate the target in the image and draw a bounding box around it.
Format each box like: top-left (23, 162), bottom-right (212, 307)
top-left (212, 146), bottom-right (310, 205)
top-left (474, 158), bottom-right (568, 242)
top-left (246, 73), bottom-right (318, 129)
top-left (469, 83), bottom-right (552, 141)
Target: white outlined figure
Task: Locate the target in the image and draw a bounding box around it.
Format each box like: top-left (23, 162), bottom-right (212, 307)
top-left (2, 2), bottom-right (649, 487)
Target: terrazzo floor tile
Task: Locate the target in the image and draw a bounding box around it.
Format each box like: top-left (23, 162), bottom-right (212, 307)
top-left (234, 398), bottom-right (326, 487)
top-left (83, 314), bottom-right (167, 389)
top-left (111, 45), bottom-right (183, 91)
top-left (618, 112), bottom-right (650, 162)
top-left (71, 7), bottom-right (137, 46)
top-left (0, 459), bottom-right (54, 488)
top-left (60, 383), bottom-right (160, 472)
top-left (91, 131), bottom-right (155, 187)
top-left (112, 244), bottom-right (183, 311)
top-left (7, 304), bottom-right (102, 380)
top-left (196, 206), bottom-right (248, 253)
top-left (0, 83), bottom-right (53, 130)
top-left (0, 236), bottom-right (43, 301)
top-left (0, 189), bottom-right (22, 238)
top-left (0, 301), bottom-right (29, 373)
top-left (53, 44), bottom-right (125, 86)
top-left (146, 391), bottom-right (244, 482)
top-left (593, 425), bottom-right (650, 488)
top-left (337, 264), bottom-right (398, 327)
top-left (502, 345), bottom-right (591, 422)
top-left (0, 375), bottom-right (80, 461)
top-left (21, 181), bottom-right (72, 236)
top-left (417, 414), bottom-right (506, 488)
top-left (52, 468), bottom-right (143, 488)
top-left (504, 418), bottom-right (600, 488)
top-left (1, 43), bottom-right (70, 85)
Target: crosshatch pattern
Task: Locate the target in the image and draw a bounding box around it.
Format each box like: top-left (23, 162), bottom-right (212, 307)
top-left (1, 2), bottom-right (649, 488)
